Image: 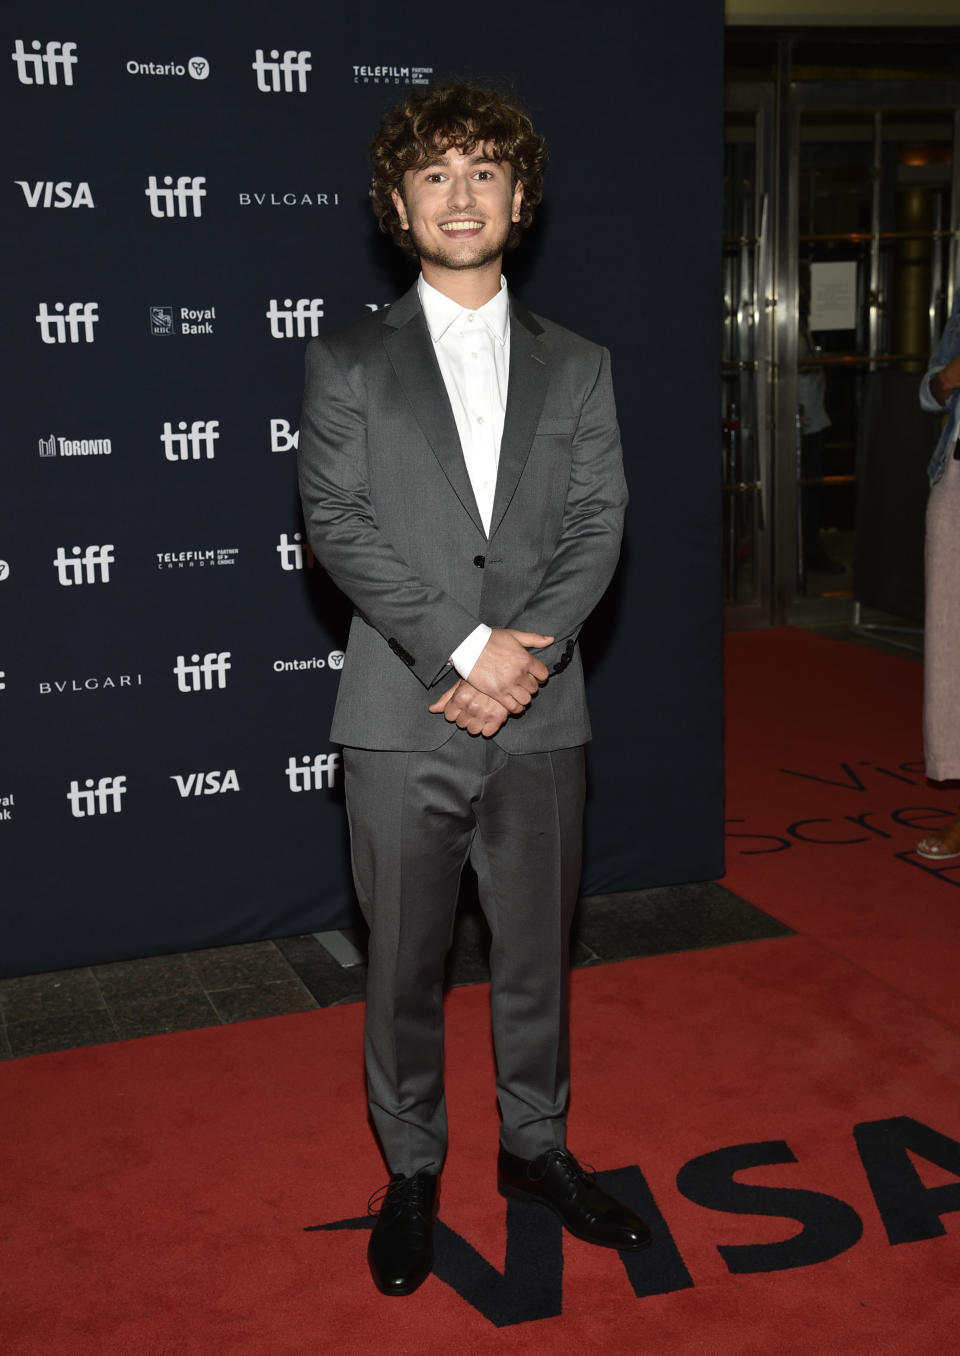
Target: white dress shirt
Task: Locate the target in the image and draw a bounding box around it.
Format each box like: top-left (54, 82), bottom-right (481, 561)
top-left (418, 273), bottom-right (511, 680)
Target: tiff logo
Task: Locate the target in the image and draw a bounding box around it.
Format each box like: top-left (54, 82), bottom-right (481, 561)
top-left (145, 175), bottom-right (206, 219)
top-left (11, 39), bottom-right (77, 85)
top-left (286, 754), bottom-right (341, 791)
top-left (277, 531), bottom-right (314, 570)
top-left (36, 301), bottom-right (98, 344)
top-left (173, 652), bottom-right (231, 692)
top-left (161, 420), bottom-right (219, 461)
top-left (67, 775), bottom-right (126, 818)
top-left (271, 418), bottom-right (299, 452)
top-left (252, 49), bottom-right (311, 93)
top-left (53, 544), bottom-right (114, 586)
top-left (267, 298), bottom-right (323, 339)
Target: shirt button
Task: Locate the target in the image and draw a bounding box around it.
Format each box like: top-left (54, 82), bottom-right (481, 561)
top-left (467, 315), bottom-right (475, 322)
top-left (477, 416), bottom-right (485, 425)
top-left (471, 352), bottom-right (478, 359)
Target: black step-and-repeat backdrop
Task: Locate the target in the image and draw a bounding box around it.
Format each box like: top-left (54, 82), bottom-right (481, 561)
top-left (3, 1), bottom-right (724, 978)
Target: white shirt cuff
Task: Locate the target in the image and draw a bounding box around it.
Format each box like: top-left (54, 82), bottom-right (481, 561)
top-left (450, 624), bottom-right (492, 680)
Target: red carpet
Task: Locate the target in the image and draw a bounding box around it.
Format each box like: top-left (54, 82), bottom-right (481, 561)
top-left (2, 939), bottom-right (960, 1353)
top-left (722, 628), bottom-right (960, 1028)
top-left (3, 627), bottom-right (960, 1353)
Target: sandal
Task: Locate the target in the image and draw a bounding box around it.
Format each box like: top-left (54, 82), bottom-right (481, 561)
top-left (917, 813), bottom-right (960, 860)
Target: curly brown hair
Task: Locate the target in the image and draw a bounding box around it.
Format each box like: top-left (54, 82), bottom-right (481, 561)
top-left (369, 81), bottom-right (547, 259)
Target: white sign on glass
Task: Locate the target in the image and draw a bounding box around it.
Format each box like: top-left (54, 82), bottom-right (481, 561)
top-left (809, 261), bottom-right (858, 331)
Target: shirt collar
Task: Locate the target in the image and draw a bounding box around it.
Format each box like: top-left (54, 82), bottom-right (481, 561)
top-left (418, 273), bottom-right (509, 346)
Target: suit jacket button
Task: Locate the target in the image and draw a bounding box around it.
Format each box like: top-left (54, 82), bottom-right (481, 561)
top-left (473, 555), bottom-right (485, 569)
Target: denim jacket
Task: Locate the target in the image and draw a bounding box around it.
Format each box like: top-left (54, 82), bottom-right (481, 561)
top-left (919, 285), bottom-right (960, 486)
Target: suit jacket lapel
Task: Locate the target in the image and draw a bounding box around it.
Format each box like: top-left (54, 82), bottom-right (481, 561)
top-left (382, 284), bottom-right (486, 537)
top-left (488, 299), bottom-right (549, 539)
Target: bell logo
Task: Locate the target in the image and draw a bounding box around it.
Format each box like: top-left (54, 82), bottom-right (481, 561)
top-left (252, 49), bottom-right (311, 93)
top-left (266, 298), bottom-right (323, 339)
top-left (11, 39), bottom-right (78, 86)
top-left (286, 754), bottom-right (341, 791)
top-left (67, 776), bottom-right (126, 818)
top-left (145, 175), bottom-right (206, 219)
top-left (271, 418), bottom-right (299, 452)
top-left (161, 420), bottom-right (219, 461)
top-left (170, 770), bottom-right (240, 797)
top-left (36, 301), bottom-right (98, 344)
top-left (277, 532), bottom-right (314, 571)
top-left (16, 181), bottom-right (94, 208)
top-left (173, 652), bottom-right (231, 693)
top-left (53, 545), bottom-right (114, 586)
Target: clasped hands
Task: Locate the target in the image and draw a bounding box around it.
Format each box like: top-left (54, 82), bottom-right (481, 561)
top-left (427, 628), bottom-right (554, 737)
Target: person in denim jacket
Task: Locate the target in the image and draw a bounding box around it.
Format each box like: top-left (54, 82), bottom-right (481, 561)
top-left (917, 284), bottom-right (960, 859)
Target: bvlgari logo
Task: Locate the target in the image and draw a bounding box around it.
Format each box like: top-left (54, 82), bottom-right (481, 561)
top-left (238, 191), bottom-right (340, 208)
top-left (39, 673), bottom-right (143, 695)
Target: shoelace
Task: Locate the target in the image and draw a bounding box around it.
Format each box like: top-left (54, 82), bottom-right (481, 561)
top-left (367, 1172), bottom-right (434, 1218)
top-left (528, 1148), bottom-right (597, 1185)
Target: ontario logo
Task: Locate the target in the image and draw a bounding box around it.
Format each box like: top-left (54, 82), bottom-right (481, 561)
top-left (126, 56), bottom-right (210, 80)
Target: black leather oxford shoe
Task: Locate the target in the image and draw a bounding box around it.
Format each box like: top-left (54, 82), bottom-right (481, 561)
top-left (497, 1146), bottom-right (651, 1250)
top-left (367, 1170), bottom-right (438, 1296)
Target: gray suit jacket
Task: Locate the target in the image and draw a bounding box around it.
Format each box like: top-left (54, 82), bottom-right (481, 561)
top-left (297, 281), bottom-right (627, 753)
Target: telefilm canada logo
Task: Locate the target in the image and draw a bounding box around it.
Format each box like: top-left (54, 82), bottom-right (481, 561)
top-left (16, 180), bottom-right (93, 209)
top-left (252, 49), bottom-right (311, 93)
top-left (126, 56), bottom-right (210, 80)
top-left (145, 175), bottom-right (206, 218)
top-left (267, 299), bottom-right (323, 338)
top-left (36, 302), bottom-right (98, 344)
top-left (161, 420), bottom-right (220, 461)
top-left (53, 545), bottom-right (114, 586)
top-left (11, 40), bottom-right (77, 86)
top-left (39, 434), bottom-right (111, 458)
top-left (156, 547), bottom-right (238, 570)
top-left (149, 306), bottom-right (216, 336)
top-left (352, 63), bottom-right (433, 86)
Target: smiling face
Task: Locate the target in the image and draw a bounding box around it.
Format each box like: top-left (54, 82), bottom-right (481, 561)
top-left (391, 143), bottom-right (524, 289)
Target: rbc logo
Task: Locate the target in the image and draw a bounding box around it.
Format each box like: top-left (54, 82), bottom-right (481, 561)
top-left (53, 545), bottom-right (114, 586)
top-left (252, 49), bottom-right (311, 93)
top-left (271, 418), bottom-right (299, 452)
top-left (266, 298), bottom-right (323, 338)
top-left (145, 175), bottom-right (206, 219)
top-left (161, 420), bottom-right (219, 461)
top-left (11, 40), bottom-right (77, 86)
top-left (36, 302), bottom-right (98, 344)
top-left (67, 776), bottom-right (126, 818)
top-left (173, 652), bottom-right (231, 693)
top-left (285, 754), bottom-right (340, 791)
top-left (277, 532), bottom-right (314, 571)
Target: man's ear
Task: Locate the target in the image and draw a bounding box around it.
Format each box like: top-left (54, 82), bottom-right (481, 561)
top-left (511, 178), bottom-right (523, 224)
top-left (391, 188), bottom-right (409, 230)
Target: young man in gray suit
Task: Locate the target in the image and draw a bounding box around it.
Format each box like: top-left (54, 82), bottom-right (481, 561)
top-left (298, 82), bottom-right (649, 1296)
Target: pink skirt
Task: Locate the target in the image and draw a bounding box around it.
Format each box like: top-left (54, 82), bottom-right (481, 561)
top-left (924, 449), bottom-right (960, 781)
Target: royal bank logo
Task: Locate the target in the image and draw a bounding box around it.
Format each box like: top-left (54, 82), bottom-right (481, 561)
top-left (53, 544), bottom-right (114, 586)
top-left (149, 305), bottom-right (216, 336)
top-left (238, 190), bottom-right (339, 208)
top-left (273, 652), bottom-right (344, 674)
top-left (267, 298), bottom-right (323, 339)
top-left (351, 63), bottom-right (433, 86)
top-left (145, 175), bottom-right (206, 218)
top-left (67, 776), bottom-right (126, 818)
top-left (161, 420), bottom-right (219, 461)
top-left (126, 56), bottom-right (210, 80)
top-left (277, 531), bottom-right (314, 570)
top-left (39, 434), bottom-right (112, 458)
top-left (285, 753), bottom-right (340, 791)
top-left (0, 792), bottom-right (13, 823)
top-left (252, 49), bottom-right (311, 93)
top-left (156, 547), bottom-right (238, 570)
top-left (36, 301), bottom-right (98, 344)
top-left (15, 180), bottom-right (93, 209)
top-left (170, 769), bottom-right (240, 797)
top-left (39, 673), bottom-right (143, 695)
top-left (173, 651), bottom-right (231, 693)
top-left (271, 418), bottom-right (299, 452)
top-left (12, 40), bottom-right (77, 86)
